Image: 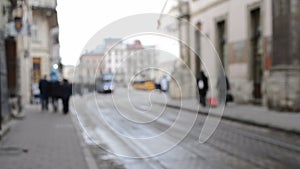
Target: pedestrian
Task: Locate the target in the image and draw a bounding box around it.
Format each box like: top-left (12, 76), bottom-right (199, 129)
top-left (154, 77), bottom-right (161, 91)
top-left (160, 76), bottom-right (168, 93)
top-left (197, 70), bottom-right (209, 107)
top-left (60, 79), bottom-right (72, 114)
top-left (49, 80), bottom-right (60, 112)
top-left (39, 75), bottom-right (49, 111)
top-left (217, 75), bottom-right (234, 105)
top-left (225, 76), bottom-right (234, 104)
top-left (32, 83), bottom-right (40, 104)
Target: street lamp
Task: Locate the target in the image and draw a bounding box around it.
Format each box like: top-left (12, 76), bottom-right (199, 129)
top-left (53, 64), bottom-right (58, 69)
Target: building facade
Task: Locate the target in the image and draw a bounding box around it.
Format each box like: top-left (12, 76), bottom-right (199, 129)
top-left (170, 1), bottom-right (199, 99)
top-left (0, 0), bottom-right (13, 125)
top-left (99, 39), bottom-right (157, 85)
top-left (62, 65), bottom-right (75, 83)
top-left (188, 0), bottom-right (273, 105)
top-left (126, 40), bottom-right (157, 83)
top-left (30, 0), bottom-right (60, 95)
top-left (5, 0), bottom-right (32, 111)
top-left (77, 52), bottom-right (104, 86)
top-left (187, 0), bottom-right (300, 111)
top-left (102, 38), bottom-right (127, 84)
top-left (3, 0), bottom-right (59, 107)
top-left (266, 0), bottom-right (300, 111)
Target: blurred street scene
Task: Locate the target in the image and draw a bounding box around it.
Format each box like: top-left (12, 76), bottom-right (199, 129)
top-left (1, 0), bottom-right (300, 169)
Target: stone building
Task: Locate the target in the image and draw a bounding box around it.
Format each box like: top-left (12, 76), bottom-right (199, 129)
top-left (0, 0), bottom-right (12, 126)
top-left (30, 0), bottom-right (59, 95)
top-left (188, 0), bottom-right (273, 106)
top-left (4, 0), bottom-right (32, 113)
top-left (99, 39), bottom-right (157, 85)
top-left (102, 38), bottom-right (127, 84)
top-left (170, 1), bottom-right (198, 99)
top-left (265, 0), bottom-right (300, 111)
top-left (77, 51), bottom-right (104, 87)
top-left (3, 0), bottom-right (59, 107)
top-left (126, 40), bottom-right (157, 83)
top-left (186, 0), bottom-right (299, 111)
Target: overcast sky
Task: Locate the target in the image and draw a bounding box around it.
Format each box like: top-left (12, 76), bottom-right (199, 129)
top-left (57, 0), bottom-right (178, 65)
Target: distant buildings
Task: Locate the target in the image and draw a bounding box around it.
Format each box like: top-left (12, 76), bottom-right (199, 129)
top-left (62, 65), bottom-right (75, 83)
top-left (102, 38), bottom-right (127, 83)
top-left (76, 52), bottom-right (104, 86)
top-left (125, 40), bottom-right (157, 83)
top-left (77, 39), bottom-right (157, 89)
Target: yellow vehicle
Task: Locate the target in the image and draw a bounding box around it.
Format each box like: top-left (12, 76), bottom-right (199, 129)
top-left (132, 80), bottom-right (155, 91)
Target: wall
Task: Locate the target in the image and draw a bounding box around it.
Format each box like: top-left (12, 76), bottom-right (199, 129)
top-left (190, 0), bottom-right (273, 103)
top-left (31, 10), bottom-right (50, 77)
top-left (265, 0), bottom-right (300, 111)
top-left (0, 29), bottom-right (10, 123)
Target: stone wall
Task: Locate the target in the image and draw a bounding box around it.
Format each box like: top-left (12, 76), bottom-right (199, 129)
top-left (0, 30), bottom-right (11, 123)
top-left (266, 0), bottom-right (300, 111)
top-left (169, 64), bottom-right (197, 99)
top-left (266, 69), bottom-right (300, 111)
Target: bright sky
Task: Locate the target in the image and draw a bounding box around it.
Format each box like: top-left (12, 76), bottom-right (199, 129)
top-left (57, 0), bottom-right (177, 65)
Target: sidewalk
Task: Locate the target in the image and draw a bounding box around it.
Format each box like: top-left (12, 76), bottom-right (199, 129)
top-left (0, 104), bottom-right (96, 169)
top-left (154, 96), bottom-right (300, 134)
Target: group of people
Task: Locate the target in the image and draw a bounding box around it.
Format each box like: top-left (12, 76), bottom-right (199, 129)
top-left (197, 70), bottom-right (233, 107)
top-left (39, 75), bottom-right (72, 114)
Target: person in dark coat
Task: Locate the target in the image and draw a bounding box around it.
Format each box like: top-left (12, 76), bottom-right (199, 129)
top-left (225, 76), bottom-right (234, 104)
top-left (197, 71), bottom-right (209, 107)
top-left (39, 75), bottom-right (49, 110)
top-left (61, 79), bottom-right (72, 114)
top-left (217, 75), bottom-right (234, 105)
top-left (49, 80), bottom-right (60, 112)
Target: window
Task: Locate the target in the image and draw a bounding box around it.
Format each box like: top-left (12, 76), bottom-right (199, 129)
top-left (32, 57), bottom-right (41, 83)
top-left (31, 20), bottom-right (40, 42)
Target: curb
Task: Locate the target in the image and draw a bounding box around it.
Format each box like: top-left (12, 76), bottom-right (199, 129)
top-left (162, 103), bottom-right (300, 136)
top-left (0, 120), bottom-right (14, 140)
top-left (1, 110), bottom-right (26, 140)
top-left (70, 108), bottom-right (99, 169)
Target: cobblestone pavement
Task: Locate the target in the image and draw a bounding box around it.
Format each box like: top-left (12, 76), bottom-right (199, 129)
top-left (0, 104), bottom-right (89, 169)
top-left (73, 90), bottom-right (300, 169)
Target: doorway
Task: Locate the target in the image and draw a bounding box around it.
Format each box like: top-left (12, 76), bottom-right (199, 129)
top-left (216, 20), bottom-right (226, 71)
top-left (195, 26), bottom-right (201, 77)
top-left (5, 37), bottom-right (17, 96)
top-left (250, 8), bottom-right (262, 101)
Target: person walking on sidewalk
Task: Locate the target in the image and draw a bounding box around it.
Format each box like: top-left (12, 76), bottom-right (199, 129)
top-left (197, 70), bottom-right (209, 107)
top-left (225, 76), bottom-right (234, 105)
top-left (217, 75), bottom-right (234, 106)
top-left (160, 75), bottom-right (169, 93)
top-left (61, 79), bottom-right (72, 114)
top-left (39, 75), bottom-right (49, 111)
top-left (49, 80), bottom-right (60, 112)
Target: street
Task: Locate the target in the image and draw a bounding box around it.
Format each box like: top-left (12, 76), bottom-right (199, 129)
top-left (1, 1), bottom-right (300, 169)
top-left (73, 88), bottom-right (300, 169)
